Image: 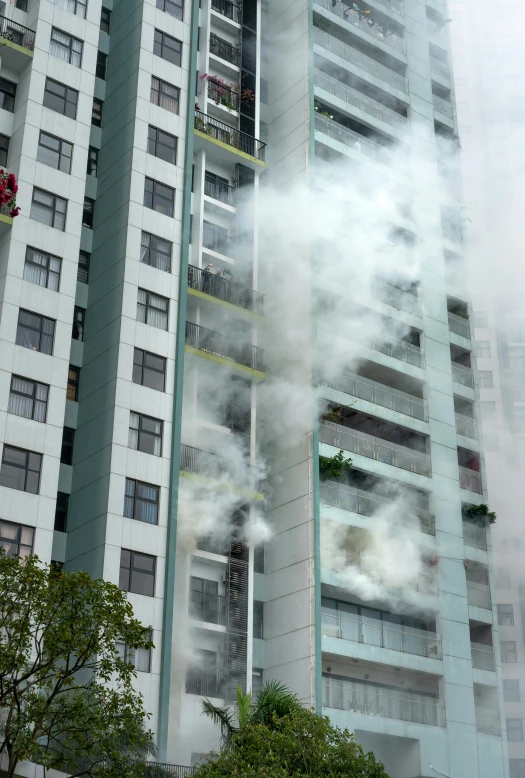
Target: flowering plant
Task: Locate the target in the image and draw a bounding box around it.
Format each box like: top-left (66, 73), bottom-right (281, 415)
top-left (240, 87), bottom-right (255, 106)
top-left (199, 73), bottom-right (238, 110)
top-left (0, 169), bottom-right (19, 217)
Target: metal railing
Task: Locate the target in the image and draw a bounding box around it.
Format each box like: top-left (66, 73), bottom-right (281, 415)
top-left (185, 322), bottom-right (265, 372)
top-left (372, 0), bottom-right (404, 17)
top-left (471, 642), bottom-right (495, 672)
top-left (189, 589), bottom-right (226, 625)
top-left (186, 669), bottom-right (225, 697)
top-left (448, 312), bottom-right (470, 339)
top-left (210, 33), bottom-right (240, 65)
top-left (452, 363), bottom-right (474, 388)
top-left (371, 338), bottom-right (425, 368)
top-left (314, 69), bottom-right (407, 130)
top-left (211, 0), bottom-right (239, 22)
top-left (466, 581), bottom-right (491, 610)
top-left (195, 110), bottom-right (266, 161)
top-left (462, 521), bottom-right (486, 550)
top-left (323, 678), bottom-right (445, 726)
top-left (0, 15), bottom-right (35, 51)
top-left (188, 264), bottom-right (264, 314)
top-left (204, 172), bottom-right (235, 205)
top-left (208, 80), bottom-right (240, 111)
top-left (320, 421), bottom-right (431, 476)
top-left (197, 535), bottom-right (230, 556)
top-left (314, 114), bottom-right (393, 166)
top-left (430, 55), bottom-right (450, 79)
top-left (320, 480), bottom-right (435, 534)
top-left (475, 707), bottom-right (500, 737)
top-left (455, 412), bottom-right (477, 440)
top-left (322, 612), bottom-right (442, 658)
top-left (202, 221), bottom-right (235, 256)
top-left (146, 765), bottom-right (195, 778)
top-left (315, 0), bottom-right (406, 53)
top-left (313, 28), bottom-right (408, 93)
top-left (322, 371), bottom-right (428, 421)
top-left (375, 280), bottom-right (421, 315)
top-left (459, 465), bottom-right (482, 494)
top-left (433, 93), bottom-right (453, 119)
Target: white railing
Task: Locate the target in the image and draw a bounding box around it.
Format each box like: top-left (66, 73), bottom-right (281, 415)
top-left (375, 279), bottom-right (421, 315)
top-left (459, 465), bottom-right (482, 494)
top-left (314, 0), bottom-right (406, 54)
top-left (462, 521), bottom-right (486, 550)
top-left (471, 642), bottom-right (495, 672)
top-left (372, 0), bottom-right (404, 17)
top-left (322, 371), bottom-right (428, 421)
top-left (466, 581), bottom-right (491, 610)
top-left (313, 28), bottom-right (408, 92)
top-left (452, 363), bottom-right (474, 388)
top-left (433, 93), bottom-right (453, 119)
top-left (448, 312), bottom-right (470, 339)
top-left (371, 338), bottom-right (425, 368)
top-left (321, 612), bottom-right (442, 658)
top-left (455, 413), bottom-right (477, 440)
top-left (430, 55), bottom-right (450, 79)
top-left (475, 706), bottom-right (500, 736)
top-left (314, 114), bottom-right (392, 166)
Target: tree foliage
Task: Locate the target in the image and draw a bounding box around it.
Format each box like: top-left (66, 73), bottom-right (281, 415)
top-left (0, 553), bottom-right (154, 778)
top-left (464, 503), bottom-right (496, 525)
top-left (319, 450), bottom-right (353, 479)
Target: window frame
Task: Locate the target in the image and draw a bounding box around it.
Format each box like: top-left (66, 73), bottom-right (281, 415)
top-left (501, 640), bottom-right (518, 663)
top-left (16, 309), bottom-right (55, 355)
top-left (143, 177), bottom-right (175, 217)
top-left (92, 98), bottom-right (103, 127)
top-left (153, 29), bottom-right (182, 67)
top-left (67, 366), bottom-right (80, 402)
top-left (508, 718), bottom-right (524, 742)
top-left (0, 519), bottom-right (34, 558)
top-left (23, 247), bottom-right (62, 292)
top-left (96, 51), bottom-right (107, 80)
top-left (504, 679), bottom-right (521, 703)
top-left (136, 288), bottom-right (169, 331)
top-left (72, 307), bottom-right (86, 342)
top-left (140, 231), bottom-right (172, 272)
top-left (31, 188), bottom-right (68, 231)
top-left (100, 7), bottom-right (111, 32)
top-left (50, 27), bottom-right (84, 68)
top-left (0, 133), bottom-right (9, 167)
top-left (133, 348), bottom-right (167, 392)
top-left (128, 412), bottom-right (163, 457)
top-left (498, 604), bottom-right (514, 625)
top-left (78, 251), bottom-right (90, 283)
top-left (0, 445), bottom-right (42, 495)
top-left (82, 197), bottom-right (95, 228)
top-left (8, 375), bottom-right (49, 423)
top-left (156, 0), bottom-right (183, 20)
top-left (61, 427), bottom-right (75, 466)
top-left (43, 77), bottom-right (78, 119)
top-left (124, 478), bottom-right (160, 525)
top-left (56, 0), bottom-right (87, 18)
top-left (54, 492), bottom-right (69, 532)
top-left (0, 77), bottom-right (16, 113)
top-left (87, 146), bottom-right (99, 177)
top-left (119, 549), bottom-right (156, 597)
top-left (37, 130), bottom-right (73, 174)
top-left (147, 125), bottom-right (178, 165)
top-left (150, 76), bottom-right (180, 115)
top-left (115, 631), bottom-right (152, 673)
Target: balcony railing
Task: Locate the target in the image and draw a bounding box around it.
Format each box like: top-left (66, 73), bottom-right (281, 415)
top-left (189, 589), bottom-right (226, 625)
top-left (372, 0), bottom-right (404, 16)
top-left (322, 612), bottom-right (442, 658)
top-left (466, 581), bottom-right (491, 610)
top-left (202, 221), bottom-right (235, 256)
top-left (320, 480), bottom-right (435, 534)
top-left (0, 15), bottom-right (35, 51)
top-left (186, 669), bottom-right (225, 697)
top-left (195, 110), bottom-right (266, 161)
top-left (471, 642), bottom-right (495, 672)
top-left (188, 264), bottom-right (264, 314)
top-left (210, 33), bottom-right (240, 66)
top-left (208, 80), bottom-right (240, 111)
top-left (314, 70), bottom-right (407, 130)
top-left (475, 706), bottom-right (500, 737)
top-left (371, 338), bottom-right (425, 368)
top-left (197, 535), bottom-right (230, 556)
top-left (320, 421), bottom-right (431, 476)
top-left (322, 371), bottom-right (427, 421)
top-left (313, 29), bottom-right (408, 93)
top-left (204, 172), bottom-right (236, 205)
top-left (430, 55), bottom-right (450, 79)
top-left (459, 465), bottom-right (482, 494)
top-left (315, 0), bottom-right (406, 53)
top-left (442, 221), bottom-right (463, 245)
top-left (211, 0), bottom-right (239, 22)
top-left (448, 312), bottom-right (470, 339)
top-left (323, 678), bottom-right (445, 727)
top-left (433, 93), bottom-right (453, 119)
top-left (146, 765), bottom-right (195, 778)
top-left (462, 521), bottom-right (487, 551)
top-left (455, 412), bottom-right (477, 440)
top-left (314, 114), bottom-right (393, 166)
top-left (452, 363), bottom-right (474, 388)
top-left (375, 280), bottom-right (421, 316)
top-left (185, 322), bottom-right (265, 372)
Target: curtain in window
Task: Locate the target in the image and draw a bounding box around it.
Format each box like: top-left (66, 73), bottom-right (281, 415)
top-left (134, 646), bottom-right (150, 672)
top-left (124, 479), bottom-right (135, 518)
top-left (41, 319), bottom-right (54, 355)
top-left (34, 383), bottom-right (48, 422)
top-left (160, 84), bottom-right (179, 114)
top-left (152, 423), bottom-right (162, 457)
top-left (49, 257), bottom-right (61, 291)
top-left (152, 237), bottom-right (171, 271)
top-left (140, 233), bottom-right (149, 264)
top-left (50, 32), bottom-right (72, 63)
top-left (8, 377), bottom-right (33, 419)
top-left (148, 297), bottom-right (168, 331)
top-left (138, 484), bottom-right (158, 524)
top-left (128, 413), bottom-right (139, 450)
top-left (115, 640), bottom-right (127, 662)
top-left (70, 39), bottom-right (82, 67)
top-left (23, 250), bottom-right (48, 287)
top-left (31, 191), bottom-right (54, 227)
top-left (136, 290), bottom-right (147, 324)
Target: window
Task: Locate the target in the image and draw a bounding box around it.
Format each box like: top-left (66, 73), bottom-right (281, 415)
top-left (0, 446), bottom-right (42, 494)
top-left (144, 177), bottom-right (174, 217)
top-left (92, 98), bottom-right (103, 127)
top-left (50, 28), bottom-right (83, 68)
top-left (147, 126), bottom-right (177, 165)
top-left (511, 761), bottom-right (525, 778)
top-left (501, 641), bottom-right (518, 663)
top-left (100, 7), bottom-right (111, 32)
top-left (479, 370), bottom-right (493, 389)
top-left (115, 634), bottom-right (152, 672)
top-left (252, 668), bottom-right (263, 695)
top-left (37, 131), bottom-right (73, 174)
top-left (0, 520), bottom-right (34, 557)
top-left (78, 251), bottom-right (90, 283)
top-left (96, 51), bottom-right (107, 80)
top-left (124, 479), bottom-right (159, 525)
top-left (83, 197), bottom-right (95, 228)
top-left (128, 412), bottom-right (163, 456)
top-left (153, 30), bottom-right (182, 66)
top-left (133, 348), bottom-right (166, 392)
top-left (16, 310), bottom-right (55, 355)
top-left (253, 601), bottom-right (264, 639)
top-left (137, 289), bottom-right (168, 330)
top-left (8, 376), bottom-right (49, 423)
top-left (496, 568), bottom-right (511, 588)
top-left (156, 0), bottom-right (183, 20)
top-left (504, 680), bottom-right (521, 703)
top-left (510, 355), bottom-right (525, 371)
top-left (87, 146), bottom-right (99, 176)
top-left (150, 77), bottom-right (180, 114)
top-left (481, 401), bottom-right (496, 419)
top-left (54, 492), bottom-right (69, 532)
top-left (476, 340), bottom-right (491, 358)
top-left (67, 367), bottom-right (80, 401)
top-left (474, 311), bottom-right (488, 328)
top-left (55, 0), bottom-right (87, 18)
top-left (254, 545), bottom-right (264, 573)
top-left (61, 427), bottom-right (75, 465)
top-left (72, 307), bottom-right (85, 341)
top-left (0, 134), bottom-right (9, 167)
top-left (15, 0), bottom-right (28, 10)
top-left (24, 248), bottom-right (61, 291)
top-left (0, 78), bottom-right (16, 113)
top-left (508, 719), bottom-right (524, 742)
top-left (498, 604), bottom-right (514, 625)
top-left (31, 189), bottom-right (67, 231)
top-left (43, 78), bottom-right (77, 119)
top-left (119, 549), bottom-right (156, 596)
top-left (140, 232), bottom-right (172, 272)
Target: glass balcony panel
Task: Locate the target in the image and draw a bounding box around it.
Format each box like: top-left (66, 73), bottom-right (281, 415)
top-left (315, 114), bottom-right (392, 165)
top-left (452, 363), bottom-right (474, 388)
top-left (448, 312), bottom-right (470, 339)
top-left (455, 412), bottom-right (477, 439)
top-left (314, 0), bottom-right (406, 53)
top-left (463, 521), bottom-right (487, 551)
top-left (471, 642), bottom-right (495, 672)
top-left (466, 581), bottom-right (491, 609)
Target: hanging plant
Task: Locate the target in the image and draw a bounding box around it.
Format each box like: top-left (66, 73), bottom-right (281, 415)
top-left (240, 87), bottom-right (255, 107)
top-left (464, 503), bottom-right (496, 525)
top-left (0, 170), bottom-right (19, 217)
top-left (200, 73), bottom-right (238, 111)
top-left (320, 450), bottom-right (352, 479)
top-left (323, 407), bottom-right (343, 423)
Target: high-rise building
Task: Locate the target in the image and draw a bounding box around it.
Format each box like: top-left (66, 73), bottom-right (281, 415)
top-left (0, 0), bottom-right (508, 775)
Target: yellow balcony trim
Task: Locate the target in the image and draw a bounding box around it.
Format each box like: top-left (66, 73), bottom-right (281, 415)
top-left (194, 129), bottom-right (266, 167)
top-left (0, 213), bottom-right (13, 226)
top-left (187, 286), bottom-right (264, 321)
top-left (1, 38), bottom-right (34, 57)
top-left (179, 469), bottom-right (264, 501)
top-left (185, 344), bottom-right (266, 380)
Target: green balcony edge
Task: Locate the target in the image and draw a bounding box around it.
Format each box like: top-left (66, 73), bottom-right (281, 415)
top-left (187, 286), bottom-right (264, 321)
top-left (0, 36), bottom-right (34, 57)
top-left (194, 128), bottom-right (267, 167)
top-left (179, 469), bottom-right (265, 502)
top-left (184, 344), bottom-right (266, 380)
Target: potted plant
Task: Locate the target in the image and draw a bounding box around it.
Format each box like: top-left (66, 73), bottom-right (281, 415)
top-left (464, 503), bottom-right (496, 525)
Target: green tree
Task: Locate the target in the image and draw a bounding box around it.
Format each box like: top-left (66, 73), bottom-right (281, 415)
top-left (0, 553), bottom-right (154, 778)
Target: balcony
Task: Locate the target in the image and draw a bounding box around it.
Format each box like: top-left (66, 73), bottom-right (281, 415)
top-left (455, 412), bottom-right (477, 440)
top-left (146, 766), bottom-right (195, 778)
top-left (185, 322), bottom-right (265, 373)
top-left (320, 421), bottom-right (431, 476)
top-left (211, 0), bottom-right (240, 23)
top-left (210, 33), bottom-right (240, 66)
top-left (189, 589), bottom-right (226, 625)
top-left (202, 221), bottom-right (235, 257)
top-left (433, 93), bottom-right (453, 119)
top-left (475, 707), bottom-right (500, 737)
top-left (0, 15), bottom-right (35, 69)
top-left (180, 444), bottom-right (261, 496)
top-left (322, 371), bottom-right (427, 421)
top-left (371, 337), bottom-right (425, 368)
top-left (204, 172), bottom-right (236, 206)
top-left (430, 55), bottom-right (450, 80)
top-left (186, 669), bottom-right (225, 697)
top-left (315, 0), bottom-right (406, 54)
top-left (466, 582), bottom-right (491, 610)
top-left (208, 79), bottom-right (239, 112)
top-left (471, 643), bottom-right (495, 672)
top-left (196, 535), bottom-right (230, 556)
top-left (448, 312), bottom-right (470, 340)
top-left (452, 363), bottom-right (474, 389)
top-left (463, 521), bottom-right (486, 551)
top-left (194, 110), bottom-right (266, 164)
top-left (442, 220), bottom-right (463, 245)
top-left (188, 264), bottom-right (264, 315)
top-left (459, 465), bottom-right (482, 495)
top-left (313, 29), bottom-right (408, 93)
top-left (375, 280), bottom-right (421, 316)
top-left (315, 114), bottom-right (393, 166)
top-left (314, 70), bottom-right (407, 131)
top-left (323, 677), bottom-right (445, 726)
top-left (322, 611), bottom-right (442, 658)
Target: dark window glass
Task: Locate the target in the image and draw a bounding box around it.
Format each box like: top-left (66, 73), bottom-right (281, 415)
top-left (502, 641), bottom-right (518, 663)
top-left (37, 131), bottom-right (73, 174)
top-left (56, 0), bottom-right (87, 18)
top-left (254, 545), bottom-right (264, 573)
top-left (124, 478), bottom-right (159, 525)
top-left (128, 412), bottom-right (163, 456)
top-left (8, 376), bottom-right (48, 423)
top-left (153, 30), bottom-right (182, 66)
top-left (16, 310), bottom-right (55, 355)
top-left (143, 177), bottom-right (174, 217)
top-left (0, 78), bottom-right (17, 113)
top-left (92, 98), bottom-right (103, 127)
top-left (252, 668), bottom-right (263, 694)
top-left (83, 197), bottom-right (95, 228)
top-left (100, 7), bottom-right (111, 32)
top-left (136, 288), bottom-right (168, 330)
top-left (150, 76), bottom-right (180, 114)
top-left (72, 307), bottom-right (85, 341)
top-left (0, 446), bottom-right (42, 494)
top-left (60, 427), bottom-right (75, 465)
top-left (78, 251), bottom-right (90, 283)
top-left (43, 78), bottom-right (77, 119)
top-left (511, 761), bottom-right (525, 778)
top-left (253, 601), bottom-right (264, 639)
top-left (54, 492), bottom-right (69, 532)
top-left (24, 248), bottom-right (61, 291)
top-left (50, 28), bottom-right (83, 67)
top-left (15, 0), bottom-right (28, 10)
top-left (0, 133), bottom-right (9, 167)
top-left (140, 231), bottom-right (172, 272)
top-left (133, 348), bottom-right (166, 392)
top-left (498, 604), bottom-right (515, 625)
top-left (156, 0), bottom-right (183, 20)
top-left (87, 146), bottom-right (99, 176)
top-left (31, 188), bottom-right (67, 231)
top-left (147, 125), bottom-right (177, 165)
top-left (119, 548), bottom-right (156, 596)
top-left (0, 519), bottom-right (34, 558)
top-left (508, 719), bottom-right (524, 742)
top-left (504, 680), bottom-right (521, 703)
top-left (96, 51), bottom-right (107, 80)
top-left (67, 366), bottom-right (80, 401)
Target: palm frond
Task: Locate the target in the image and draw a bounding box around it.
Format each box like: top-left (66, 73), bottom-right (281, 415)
top-left (236, 685), bottom-right (252, 729)
top-left (251, 681), bottom-right (300, 728)
top-left (201, 698), bottom-right (236, 745)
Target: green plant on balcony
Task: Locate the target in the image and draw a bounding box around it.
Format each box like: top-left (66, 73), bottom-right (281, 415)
top-left (314, 100), bottom-right (333, 119)
top-left (323, 407), bottom-right (343, 423)
top-left (320, 450), bottom-right (352, 479)
top-left (0, 169), bottom-right (19, 217)
top-left (464, 503), bottom-right (496, 525)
